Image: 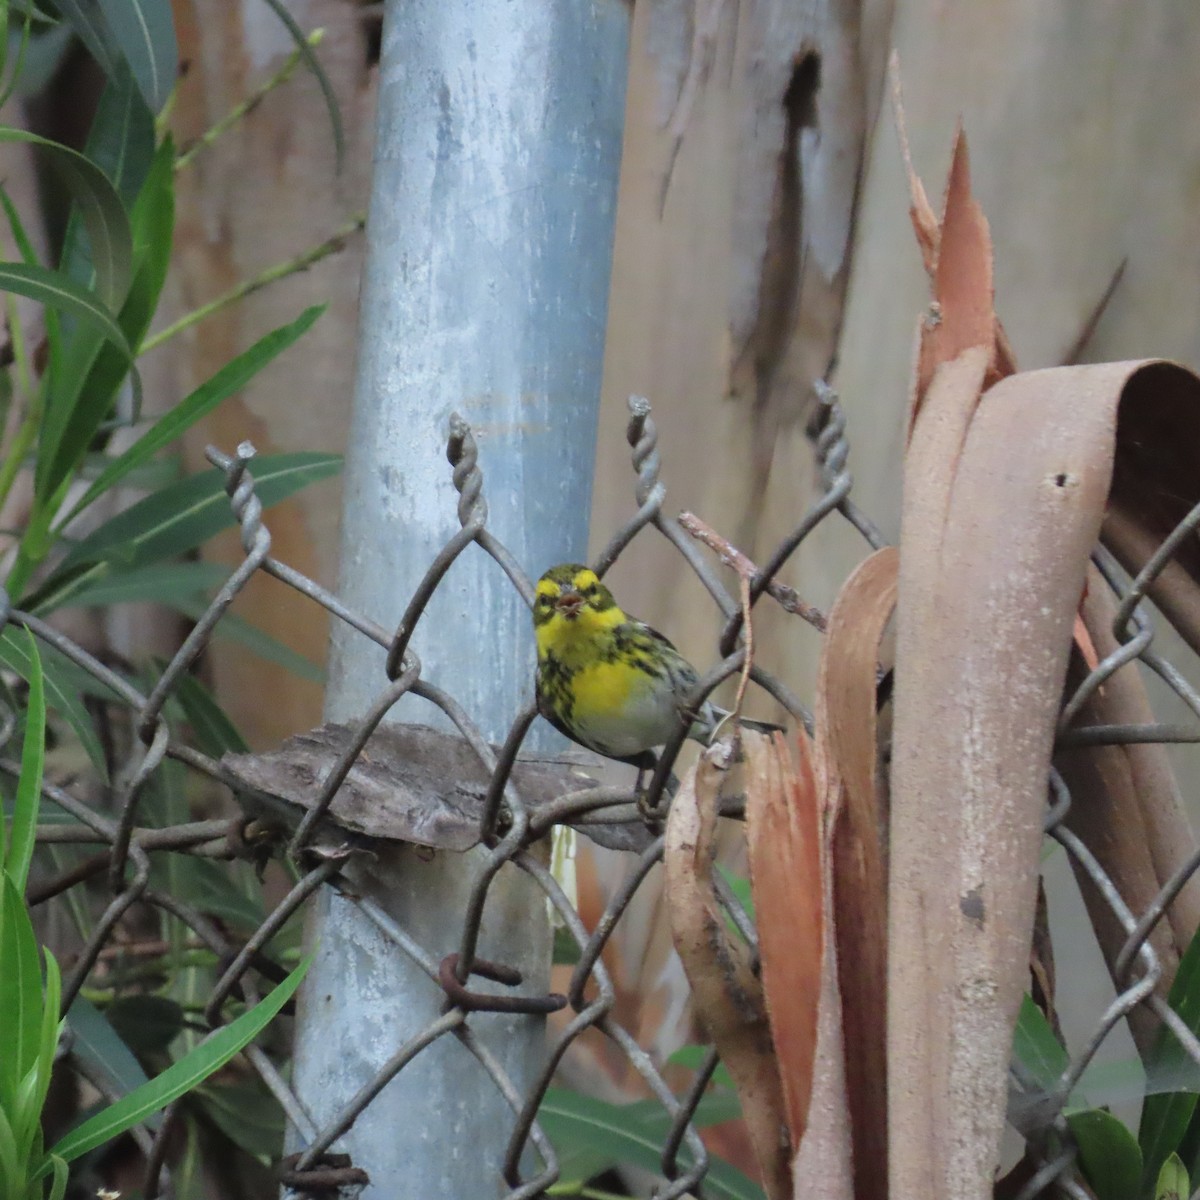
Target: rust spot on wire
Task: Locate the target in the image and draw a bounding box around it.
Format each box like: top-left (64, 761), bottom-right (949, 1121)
top-left (439, 953), bottom-right (567, 1014)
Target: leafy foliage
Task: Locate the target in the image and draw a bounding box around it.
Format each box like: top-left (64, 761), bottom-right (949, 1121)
top-left (0, 1), bottom-right (343, 1193)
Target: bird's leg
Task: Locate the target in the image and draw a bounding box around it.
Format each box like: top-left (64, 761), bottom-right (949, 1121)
top-left (632, 750), bottom-right (659, 820)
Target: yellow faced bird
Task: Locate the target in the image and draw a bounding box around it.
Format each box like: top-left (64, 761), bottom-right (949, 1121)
top-left (532, 563), bottom-right (767, 769)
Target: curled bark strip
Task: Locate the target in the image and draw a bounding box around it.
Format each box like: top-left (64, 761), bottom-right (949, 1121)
top-left (664, 741), bottom-right (792, 1199)
top-left (892, 355), bottom-right (1200, 1200)
top-left (815, 546), bottom-right (898, 1200)
top-left (744, 730), bottom-right (823, 1152)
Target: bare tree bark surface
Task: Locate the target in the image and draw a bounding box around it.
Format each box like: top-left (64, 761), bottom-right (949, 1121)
top-left (167, 0), bottom-right (375, 744)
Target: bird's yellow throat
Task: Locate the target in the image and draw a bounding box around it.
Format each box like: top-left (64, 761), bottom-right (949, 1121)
top-left (534, 601), bottom-right (626, 670)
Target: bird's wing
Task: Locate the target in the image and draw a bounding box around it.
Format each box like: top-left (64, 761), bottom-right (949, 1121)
top-left (631, 618), bottom-right (681, 655)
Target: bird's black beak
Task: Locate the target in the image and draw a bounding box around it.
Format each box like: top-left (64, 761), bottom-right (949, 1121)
top-left (555, 590), bottom-right (584, 619)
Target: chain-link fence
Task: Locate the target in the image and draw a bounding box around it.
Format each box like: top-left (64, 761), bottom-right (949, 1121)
top-left (18, 387), bottom-right (1200, 1198)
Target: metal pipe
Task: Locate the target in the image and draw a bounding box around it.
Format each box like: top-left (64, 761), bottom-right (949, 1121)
top-left (286, 1), bottom-right (629, 1195)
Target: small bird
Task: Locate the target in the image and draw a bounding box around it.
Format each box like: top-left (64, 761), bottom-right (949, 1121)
top-left (532, 563), bottom-right (775, 769)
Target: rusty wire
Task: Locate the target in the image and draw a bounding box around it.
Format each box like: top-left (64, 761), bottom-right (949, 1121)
top-left (15, 382), bottom-right (1200, 1200)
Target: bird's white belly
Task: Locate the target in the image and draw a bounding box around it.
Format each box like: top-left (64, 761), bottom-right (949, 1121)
top-left (574, 681), bottom-right (682, 757)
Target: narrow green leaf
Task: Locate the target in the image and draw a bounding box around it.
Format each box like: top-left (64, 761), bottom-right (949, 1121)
top-left (107, 994), bottom-right (185, 1055)
top-left (36, 561), bottom-right (227, 612)
top-left (176, 856), bottom-right (264, 933)
top-left (10, 1066), bottom-right (43, 1174)
top-left (64, 996), bottom-right (157, 1129)
top-left (0, 127), bottom-right (133, 307)
top-left (92, 0), bottom-right (177, 114)
top-left (1140, 924), bottom-right (1200, 1189)
top-left (258, 0), bottom-right (344, 170)
top-left (538, 1088), bottom-right (765, 1200)
top-left (170, 672), bottom-right (249, 756)
top-left (49, 0), bottom-right (120, 82)
top-left (0, 1103), bottom-right (20, 1199)
top-left (59, 451), bottom-right (342, 572)
top-left (119, 131), bottom-right (174, 348)
top-left (196, 1077), bottom-right (284, 1158)
top-left (85, 60), bottom-right (156, 206)
top-left (1069, 1108), bottom-right (1142, 1200)
top-left (0, 187), bottom-right (41, 269)
top-left (50, 953), bottom-right (311, 1163)
top-left (0, 4), bottom-right (38, 111)
top-left (0, 875), bottom-right (42, 1109)
top-left (6, 629), bottom-right (44, 892)
top-left (0, 627), bottom-right (108, 779)
top-left (42, 133), bottom-right (174, 500)
top-left (65, 305), bottom-right (324, 523)
top-left (24, 951), bottom-right (60, 1165)
top-left (0, 261), bottom-right (129, 351)
top-left (44, 1153), bottom-right (68, 1200)
top-left (666, 1045), bottom-right (736, 1092)
top-left (1012, 994), bottom-right (1070, 1095)
top-left (183, 605), bottom-right (325, 685)
top-left (1155, 1150), bottom-right (1188, 1200)
top-left (10, 22), bottom-right (72, 103)
top-left (59, 58), bottom-right (154, 290)
top-left (11, 3), bottom-right (59, 26)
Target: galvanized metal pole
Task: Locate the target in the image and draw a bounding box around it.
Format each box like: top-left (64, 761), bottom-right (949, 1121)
top-left (287, 2), bottom-right (629, 1196)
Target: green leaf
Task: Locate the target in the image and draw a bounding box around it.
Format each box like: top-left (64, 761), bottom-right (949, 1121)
top-left (258, 0), bottom-right (343, 171)
top-left (1012, 994), bottom-right (1070, 1096)
top-left (181, 605), bottom-right (325, 685)
top-left (59, 59), bottom-right (155, 290)
top-left (11, 3), bottom-right (60, 29)
top-left (0, 874), bottom-right (42, 1113)
top-left (0, 627), bottom-right (109, 778)
top-left (0, 4), bottom-right (38, 113)
top-left (10, 21), bottom-right (72, 102)
top-left (6, 628), bottom-right (44, 893)
top-left (87, 60), bottom-right (157, 207)
top-left (106, 994), bottom-right (184, 1055)
top-left (33, 560), bottom-right (227, 612)
top-left (0, 1103), bottom-right (20, 1199)
top-left (64, 996), bottom-right (158, 1129)
top-left (175, 856), bottom-right (263, 933)
top-left (1155, 1151), bottom-right (1189, 1200)
top-left (49, 953), bottom-right (311, 1164)
top-left (50, 0), bottom-right (179, 114)
top-left (196, 1077), bottom-right (284, 1158)
top-left (65, 305), bottom-right (324, 524)
top-left (1140, 924), bottom-right (1200, 1189)
top-left (27, 950), bottom-right (61, 1161)
top-left (0, 127), bottom-right (133, 307)
top-left (1069, 1108), bottom-right (1142, 1200)
top-left (58, 451), bottom-right (342, 573)
top-left (0, 186), bottom-right (41, 269)
top-left (0, 261), bottom-right (129, 351)
top-left (667, 1044), bottom-right (736, 1092)
top-left (42, 134), bottom-right (174, 502)
top-left (44, 1153), bottom-right (67, 1200)
top-left (48, 0), bottom-right (121, 83)
top-left (538, 1088), bottom-right (765, 1200)
top-left (116, 131), bottom-right (174, 355)
top-left (93, 0), bottom-right (177, 115)
top-left (170, 672), bottom-right (249, 757)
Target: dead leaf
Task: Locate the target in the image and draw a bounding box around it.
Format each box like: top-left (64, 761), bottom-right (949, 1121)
top-left (891, 356), bottom-right (1200, 1200)
top-left (664, 741), bottom-right (792, 1199)
top-left (816, 546), bottom-right (897, 1200)
top-left (745, 730), bottom-right (823, 1149)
